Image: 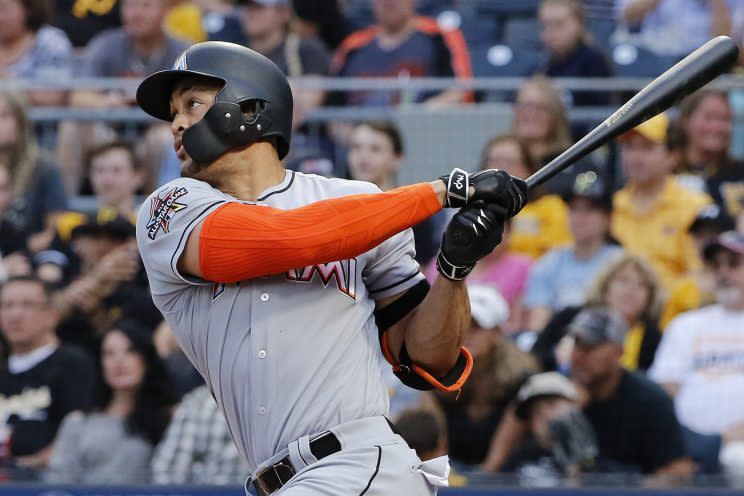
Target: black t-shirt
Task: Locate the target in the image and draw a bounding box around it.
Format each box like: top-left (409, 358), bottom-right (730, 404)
top-left (0, 346), bottom-right (94, 457)
top-left (0, 219), bottom-right (27, 255)
top-left (52, 0), bottom-right (121, 48)
top-left (531, 42), bottom-right (613, 107)
top-left (439, 397), bottom-right (510, 465)
top-left (705, 161), bottom-right (744, 220)
top-left (582, 370), bottom-right (685, 474)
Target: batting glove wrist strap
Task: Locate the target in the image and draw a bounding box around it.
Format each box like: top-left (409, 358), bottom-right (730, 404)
top-left (436, 250), bottom-right (473, 281)
top-left (440, 168), bottom-right (469, 208)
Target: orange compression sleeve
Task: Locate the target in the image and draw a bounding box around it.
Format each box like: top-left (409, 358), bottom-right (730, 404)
top-left (199, 182), bottom-right (442, 283)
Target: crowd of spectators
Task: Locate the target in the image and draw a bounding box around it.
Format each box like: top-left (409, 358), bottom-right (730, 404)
top-left (1, 0), bottom-right (744, 490)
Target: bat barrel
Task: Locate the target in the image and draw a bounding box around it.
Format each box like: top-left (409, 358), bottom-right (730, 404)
top-left (525, 36), bottom-right (739, 190)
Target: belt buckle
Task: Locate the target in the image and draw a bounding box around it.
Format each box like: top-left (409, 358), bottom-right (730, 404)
top-left (253, 460), bottom-right (295, 496)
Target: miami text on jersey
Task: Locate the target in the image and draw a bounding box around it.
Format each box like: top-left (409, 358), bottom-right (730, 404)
top-left (286, 259), bottom-right (358, 300)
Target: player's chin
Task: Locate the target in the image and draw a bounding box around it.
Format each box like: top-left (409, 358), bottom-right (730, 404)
top-left (180, 158), bottom-right (206, 178)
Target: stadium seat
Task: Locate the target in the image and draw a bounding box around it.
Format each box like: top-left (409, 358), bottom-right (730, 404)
top-left (437, 10), bottom-right (500, 46)
top-left (417, 0), bottom-right (453, 17)
top-left (503, 17), bottom-right (542, 50)
top-left (470, 44), bottom-right (543, 77)
top-left (471, 0), bottom-right (540, 17)
top-left (612, 43), bottom-right (678, 77)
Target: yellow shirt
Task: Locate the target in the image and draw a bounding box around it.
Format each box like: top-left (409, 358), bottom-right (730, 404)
top-left (611, 178), bottom-right (711, 290)
top-left (621, 323), bottom-right (644, 370)
top-left (164, 3), bottom-right (206, 44)
top-left (509, 194), bottom-right (572, 259)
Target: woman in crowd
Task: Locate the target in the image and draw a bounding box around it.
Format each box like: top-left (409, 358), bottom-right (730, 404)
top-left (531, 252), bottom-right (664, 372)
top-left (671, 90), bottom-right (744, 220)
top-left (532, 0), bottom-right (613, 108)
top-left (511, 76), bottom-right (587, 197)
top-left (0, 0), bottom-right (72, 106)
top-left (347, 120), bottom-right (440, 265)
top-left (46, 321), bottom-right (176, 484)
top-left (480, 133), bottom-right (571, 260)
top-left (0, 92), bottom-right (67, 253)
top-left (431, 285), bottom-right (539, 468)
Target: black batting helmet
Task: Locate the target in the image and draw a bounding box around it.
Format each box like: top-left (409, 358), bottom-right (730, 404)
top-left (136, 41), bottom-right (293, 163)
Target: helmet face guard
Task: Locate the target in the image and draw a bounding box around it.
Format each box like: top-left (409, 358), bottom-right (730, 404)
top-left (183, 100), bottom-right (274, 164)
top-left (136, 42), bottom-right (292, 163)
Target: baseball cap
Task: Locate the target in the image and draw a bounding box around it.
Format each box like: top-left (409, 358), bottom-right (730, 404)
top-left (515, 372), bottom-right (579, 420)
top-left (689, 204), bottom-right (735, 235)
top-left (566, 307), bottom-right (628, 347)
top-left (71, 208), bottom-right (135, 240)
top-left (703, 230), bottom-right (744, 261)
top-left (563, 170), bottom-right (613, 212)
top-left (468, 284), bottom-right (510, 329)
top-left (619, 113), bottom-right (669, 144)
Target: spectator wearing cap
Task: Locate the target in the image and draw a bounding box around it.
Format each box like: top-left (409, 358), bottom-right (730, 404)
top-left (649, 231), bottom-right (744, 440)
top-left (567, 307), bottom-right (691, 476)
top-left (480, 134), bottom-right (572, 261)
top-left (0, 275), bottom-right (94, 470)
top-left (502, 372), bottom-right (605, 482)
top-left (52, 210), bottom-right (161, 356)
top-left (660, 204), bottom-right (735, 328)
top-left (616, 0), bottom-right (733, 58)
top-left (329, 0), bottom-right (471, 109)
top-left (432, 285), bottom-right (539, 467)
top-left (524, 170), bottom-right (623, 332)
top-left (611, 113), bottom-right (712, 291)
top-left (532, 253), bottom-right (664, 372)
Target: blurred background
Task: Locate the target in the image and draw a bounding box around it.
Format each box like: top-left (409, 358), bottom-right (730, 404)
top-left (2, 0), bottom-right (744, 494)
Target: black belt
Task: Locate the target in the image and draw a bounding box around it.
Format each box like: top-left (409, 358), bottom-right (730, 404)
top-left (250, 431), bottom-right (342, 496)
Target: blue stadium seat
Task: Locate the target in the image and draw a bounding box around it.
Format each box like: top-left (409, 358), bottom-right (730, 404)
top-left (612, 43), bottom-right (678, 77)
top-left (503, 17), bottom-right (542, 50)
top-left (472, 0), bottom-right (540, 17)
top-left (418, 0), bottom-right (453, 17)
top-left (470, 44), bottom-right (543, 77)
top-left (437, 10), bottom-right (500, 47)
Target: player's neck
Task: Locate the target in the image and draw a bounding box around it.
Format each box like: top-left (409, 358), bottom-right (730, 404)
top-left (204, 144), bottom-right (286, 201)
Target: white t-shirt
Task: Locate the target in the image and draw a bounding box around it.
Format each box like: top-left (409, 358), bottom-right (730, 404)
top-left (649, 304), bottom-right (744, 434)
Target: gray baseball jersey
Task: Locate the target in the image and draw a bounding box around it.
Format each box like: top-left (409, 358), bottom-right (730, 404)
top-left (136, 170), bottom-right (425, 471)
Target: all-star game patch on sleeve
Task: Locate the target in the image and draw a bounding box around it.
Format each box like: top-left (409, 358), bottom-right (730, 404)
top-left (136, 178), bottom-right (229, 306)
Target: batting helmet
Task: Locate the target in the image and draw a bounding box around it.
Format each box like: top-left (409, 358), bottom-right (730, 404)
top-left (136, 41), bottom-right (293, 163)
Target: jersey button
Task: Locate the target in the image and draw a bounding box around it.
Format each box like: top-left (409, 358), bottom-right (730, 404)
top-left (260, 292), bottom-right (269, 302)
top-left (258, 349), bottom-right (267, 359)
top-left (258, 406), bottom-right (267, 415)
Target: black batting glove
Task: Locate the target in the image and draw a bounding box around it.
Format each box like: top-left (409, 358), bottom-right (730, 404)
top-left (440, 168), bottom-right (528, 218)
top-left (436, 201), bottom-right (508, 281)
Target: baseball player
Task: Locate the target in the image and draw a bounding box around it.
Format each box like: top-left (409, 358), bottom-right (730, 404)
top-left (135, 41), bottom-right (527, 495)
